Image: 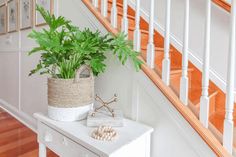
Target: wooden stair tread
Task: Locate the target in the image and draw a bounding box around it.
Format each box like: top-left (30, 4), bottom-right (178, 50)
top-left (107, 10), bottom-right (135, 20)
top-left (108, 0), bottom-right (123, 8)
top-left (140, 47), bottom-right (175, 71)
top-left (189, 88), bottom-right (219, 106)
top-left (170, 67), bottom-right (194, 75)
top-left (128, 27), bottom-right (149, 34)
top-left (141, 46), bottom-right (174, 52)
top-left (209, 112), bottom-right (225, 133)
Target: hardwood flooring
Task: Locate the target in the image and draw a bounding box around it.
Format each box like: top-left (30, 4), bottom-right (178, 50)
top-left (0, 108), bottom-right (58, 157)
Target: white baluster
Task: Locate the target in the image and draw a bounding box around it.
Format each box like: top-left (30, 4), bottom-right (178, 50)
top-left (162, 0), bottom-right (171, 85)
top-left (39, 143), bottom-right (46, 157)
top-left (101, 0), bottom-right (108, 17)
top-left (223, 0), bottom-right (236, 154)
top-left (111, 0), bottom-right (118, 28)
top-left (92, 0), bottom-right (98, 8)
top-left (134, 0), bottom-right (141, 51)
top-left (147, 0), bottom-right (155, 68)
top-left (180, 0), bottom-right (189, 105)
top-left (121, 0), bottom-right (129, 36)
top-left (199, 0), bottom-right (211, 128)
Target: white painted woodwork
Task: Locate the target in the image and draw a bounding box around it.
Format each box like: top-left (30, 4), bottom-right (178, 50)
top-left (92, 0), bottom-right (98, 8)
top-left (87, 110), bottom-right (124, 127)
top-left (199, 0), bottom-right (211, 128)
top-left (134, 0), bottom-right (141, 51)
top-left (35, 113), bottom-right (153, 157)
top-left (101, 0), bottom-right (108, 17)
top-left (111, 0), bottom-right (118, 28)
top-left (39, 143), bottom-right (47, 157)
top-left (162, 0), bottom-right (171, 86)
top-left (131, 79), bottom-right (140, 121)
top-left (223, 0), bottom-right (236, 154)
top-left (180, 0), bottom-right (189, 105)
top-left (121, 0), bottom-right (129, 36)
top-left (0, 1), bottom-right (227, 156)
top-left (147, 0), bottom-right (155, 69)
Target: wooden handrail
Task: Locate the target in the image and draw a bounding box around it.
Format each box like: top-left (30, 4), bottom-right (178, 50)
top-left (213, 0), bottom-right (231, 12)
top-left (82, 0), bottom-right (232, 156)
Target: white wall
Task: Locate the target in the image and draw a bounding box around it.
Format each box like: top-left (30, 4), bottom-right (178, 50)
top-left (0, 0), bottom-right (217, 156)
top-left (128, 0), bottom-right (234, 93)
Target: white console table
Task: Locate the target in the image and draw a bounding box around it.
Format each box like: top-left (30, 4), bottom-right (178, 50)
top-left (34, 113), bottom-right (153, 157)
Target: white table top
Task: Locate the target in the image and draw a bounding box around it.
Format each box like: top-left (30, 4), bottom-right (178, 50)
top-left (34, 113), bottom-right (153, 157)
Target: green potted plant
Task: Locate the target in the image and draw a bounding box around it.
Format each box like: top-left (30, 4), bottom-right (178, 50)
top-left (28, 6), bottom-right (142, 121)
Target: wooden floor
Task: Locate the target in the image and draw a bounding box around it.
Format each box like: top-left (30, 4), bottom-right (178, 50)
top-left (0, 108), bottom-right (58, 157)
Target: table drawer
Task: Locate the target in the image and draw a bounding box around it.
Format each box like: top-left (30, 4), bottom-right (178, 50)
top-left (38, 122), bottom-right (99, 157)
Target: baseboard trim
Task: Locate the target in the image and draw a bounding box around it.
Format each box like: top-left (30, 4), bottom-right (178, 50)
top-left (127, 0), bottom-right (227, 94)
top-left (0, 99), bottom-right (37, 132)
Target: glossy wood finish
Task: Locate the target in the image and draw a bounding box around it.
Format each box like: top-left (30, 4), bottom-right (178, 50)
top-left (0, 108), bottom-right (58, 157)
top-left (82, 0), bottom-right (234, 156)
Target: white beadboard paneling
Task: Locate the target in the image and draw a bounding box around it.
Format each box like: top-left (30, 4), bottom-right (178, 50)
top-left (0, 52), bottom-right (19, 108)
top-left (20, 29), bottom-right (38, 52)
top-left (95, 53), bottom-right (134, 119)
top-left (0, 0), bottom-right (5, 5)
top-left (138, 92), bottom-right (199, 157)
top-left (58, 0), bottom-right (97, 31)
top-left (0, 33), bottom-right (20, 52)
top-left (20, 51), bottom-right (48, 116)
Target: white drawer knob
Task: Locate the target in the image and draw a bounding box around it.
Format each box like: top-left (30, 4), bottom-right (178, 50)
top-left (44, 132), bottom-right (53, 142)
top-left (62, 137), bottom-right (68, 146)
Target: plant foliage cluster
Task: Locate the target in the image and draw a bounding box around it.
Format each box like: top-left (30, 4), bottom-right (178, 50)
top-left (29, 5), bottom-right (142, 79)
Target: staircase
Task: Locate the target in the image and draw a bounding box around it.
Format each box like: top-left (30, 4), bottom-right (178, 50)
top-left (82, 0), bottom-right (236, 156)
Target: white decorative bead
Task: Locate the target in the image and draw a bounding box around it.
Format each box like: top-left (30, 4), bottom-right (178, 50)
top-left (91, 125), bottom-right (118, 141)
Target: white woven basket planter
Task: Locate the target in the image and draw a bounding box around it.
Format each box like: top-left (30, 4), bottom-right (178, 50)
top-left (47, 65), bottom-right (94, 121)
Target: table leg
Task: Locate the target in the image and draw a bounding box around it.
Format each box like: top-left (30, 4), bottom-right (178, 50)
top-left (39, 142), bottom-right (47, 157)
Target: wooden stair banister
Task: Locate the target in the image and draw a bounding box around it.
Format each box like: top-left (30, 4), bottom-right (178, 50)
top-left (139, 57), bottom-right (231, 157)
top-left (82, 0), bottom-right (234, 156)
top-left (213, 0), bottom-right (231, 12)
